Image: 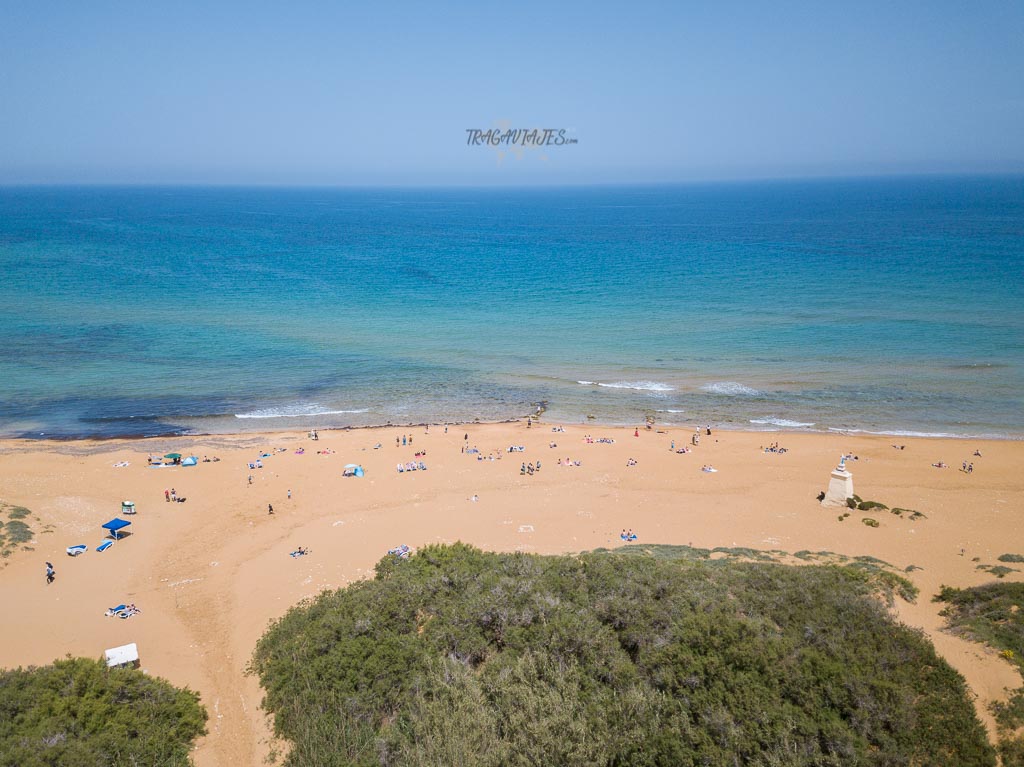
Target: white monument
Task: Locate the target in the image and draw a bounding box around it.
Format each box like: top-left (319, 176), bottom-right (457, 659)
top-left (823, 456), bottom-right (854, 506)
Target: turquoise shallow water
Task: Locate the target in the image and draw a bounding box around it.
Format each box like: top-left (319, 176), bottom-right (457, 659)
top-left (0, 177), bottom-right (1022, 438)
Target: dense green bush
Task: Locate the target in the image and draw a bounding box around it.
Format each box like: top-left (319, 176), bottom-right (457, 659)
top-left (0, 656), bottom-right (206, 766)
top-left (253, 544), bottom-right (994, 767)
top-left (998, 554), bottom-right (1024, 564)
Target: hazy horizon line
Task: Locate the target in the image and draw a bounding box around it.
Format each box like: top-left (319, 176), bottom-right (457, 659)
top-left (2, 170), bottom-right (1023, 192)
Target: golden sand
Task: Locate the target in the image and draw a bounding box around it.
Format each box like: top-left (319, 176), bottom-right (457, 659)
top-left (1, 423), bottom-right (1021, 765)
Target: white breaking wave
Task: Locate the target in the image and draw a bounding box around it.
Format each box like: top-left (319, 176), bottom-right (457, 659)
top-left (827, 427), bottom-right (960, 439)
top-left (235, 405), bottom-right (370, 419)
top-left (576, 380), bottom-right (597, 386)
top-left (750, 418), bottom-right (815, 428)
top-left (701, 381), bottom-right (762, 396)
top-left (589, 381), bottom-right (675, 392)
top-left (657, 409), bottom-right (686, 413)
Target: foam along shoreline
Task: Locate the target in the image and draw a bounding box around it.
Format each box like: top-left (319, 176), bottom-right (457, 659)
top-left (0, 423), bottom-right (1021, 766)
top-left (9, 410), bottom-right (1023, 443)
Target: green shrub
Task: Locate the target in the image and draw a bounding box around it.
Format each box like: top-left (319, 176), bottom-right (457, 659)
top-left (0, 657), bottom-right (206, 766)
top-left (253, 545), bottom-right (994, 767)
top-left (858, 501), bottom-right (889, 511)
top-left (846, 497), bottom-right (858, 509)
top-left (3, 520), bottom-right (32, 546)
top-left (998, 554), bottom-right (1024, 563)
top-left (862, 517), bottom-right (880, 527)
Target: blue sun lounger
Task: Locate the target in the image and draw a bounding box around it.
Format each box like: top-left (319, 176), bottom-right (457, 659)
top-left (97, 540), bottom-right (114, 552)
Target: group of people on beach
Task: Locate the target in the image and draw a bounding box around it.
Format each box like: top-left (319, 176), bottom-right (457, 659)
top-left (521, 462), bottom-right (541, 475)
top-left (397, 461), bottom-right (427, 473)
top-left (763, 442), bottom-right (788, 454)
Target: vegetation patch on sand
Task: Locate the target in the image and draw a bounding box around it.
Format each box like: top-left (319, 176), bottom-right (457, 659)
top-left (252, 544), bottom-right (990, 766)
top-left (936, 583), bottom-right (1024, 765)
top-left (976, 564), bottom-right (1020, 579)
top-left (0, 503), bottom-right (36, 561)
top-left (0, 657), bottom-right (207, 766)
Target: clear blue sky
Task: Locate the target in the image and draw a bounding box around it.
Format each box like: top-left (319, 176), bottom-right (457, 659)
top-left (1, 0), bottom-right (1022, 185)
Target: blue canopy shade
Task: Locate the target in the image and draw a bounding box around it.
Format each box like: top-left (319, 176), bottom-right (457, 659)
top-left (102, 518), bottom-right (132, 538)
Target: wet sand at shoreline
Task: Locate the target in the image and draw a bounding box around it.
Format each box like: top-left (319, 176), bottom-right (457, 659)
top-left (1, 423), bottom-right (1021, 766)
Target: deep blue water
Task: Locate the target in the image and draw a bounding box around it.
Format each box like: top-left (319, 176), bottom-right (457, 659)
top-left (1, 177), bottom-right (1022, 438)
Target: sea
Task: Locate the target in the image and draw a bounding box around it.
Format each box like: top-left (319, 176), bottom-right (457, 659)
top-left (0, 177), bottom-right (1022, 440)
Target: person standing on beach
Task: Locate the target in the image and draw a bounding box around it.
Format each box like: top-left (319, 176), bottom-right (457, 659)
top-left (164, 489), bottom-right (170, 502)
top-left (45, 561), bottom-right (55, 584)
top-left (287, 489), bottom-right (292, 500)
top-left (268, 504), bottom-right (274, 515)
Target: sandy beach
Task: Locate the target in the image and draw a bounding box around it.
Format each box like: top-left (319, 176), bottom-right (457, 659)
top-left (1, 422), bottom-right (1021, 766)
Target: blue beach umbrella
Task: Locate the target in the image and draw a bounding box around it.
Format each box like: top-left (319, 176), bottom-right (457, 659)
top-left (102, 517), bottom-right (132, 540)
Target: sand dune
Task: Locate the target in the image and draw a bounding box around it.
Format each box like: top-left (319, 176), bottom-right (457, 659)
top-left (1, 423), bottom-right (1021, 766)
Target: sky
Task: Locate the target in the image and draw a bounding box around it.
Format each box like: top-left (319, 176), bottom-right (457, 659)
top-left (1, 0), bottom-right (1022, 185)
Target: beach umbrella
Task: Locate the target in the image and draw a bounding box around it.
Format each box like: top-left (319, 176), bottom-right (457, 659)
top-left (164, 453), bottom-right (182, 460)
top-left (102, 517), bottom-right (132, 540)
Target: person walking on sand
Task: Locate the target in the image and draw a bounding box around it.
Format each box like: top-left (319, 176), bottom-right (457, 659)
top-left (164, 489), bottom-right (170, 502)
top-left (287, 489), bottom-right (292, 500)
top-left (968, 463), bottom-right (973, 474)
top-left (268, 504), bottom-right (274, 515)
top-left (45, 561), bottom-right (55, 585)
top-left (634, 428), bottom-right (639, 437)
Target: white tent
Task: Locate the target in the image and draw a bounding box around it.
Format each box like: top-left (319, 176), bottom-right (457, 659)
top-left (104, 642), bottom-right (139, 668)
